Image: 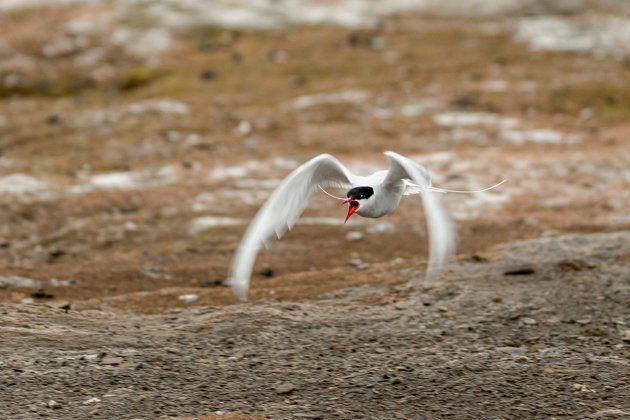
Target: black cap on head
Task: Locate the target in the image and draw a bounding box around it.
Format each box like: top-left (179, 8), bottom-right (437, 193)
top-left (347, 186), bottom-right (374, 200)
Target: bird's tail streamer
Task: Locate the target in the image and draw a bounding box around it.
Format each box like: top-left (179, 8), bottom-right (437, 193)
top-left (421, 179), bottom-right (507, 194)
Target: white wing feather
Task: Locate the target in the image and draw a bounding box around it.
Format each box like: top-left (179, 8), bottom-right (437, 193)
top-left (228, 154), bottom-right (355, 300)
top-left (383, 151), bottom-right (456, 274)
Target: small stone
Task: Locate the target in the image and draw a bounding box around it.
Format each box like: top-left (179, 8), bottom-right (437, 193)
top-left (421, 297), bottom-right (432, 306)
top-left (389, 376), bottom-right (402, 384)
top-left (504, 267), bottom-right (535, 276)
top-left (178, 294), bottom-right (198, 304)
top-left (621, 329), bottom-right (630, 342)
top-left (290, 74), bottom-right (307, 88)
top-left (83, 397), bottom-right (101, 405)
top-left (200, 69), bottom-right (217, 80)
top-left (345, 231), bottom-right (364, 241)
top-left (369, 36), bottom-right (385, 50)
top-left (274, 382), bottom-right (296, 395)
top-left (347, 259), bottom-right (370, 269)
top-left (257, 268), bottom-right (274, 278)
top-left (48, 248), bottom-right (66, 261)
top-left (394, 301), bottom-right (409, 310)
top-left (162, 130), bottom-right (180, 142)
top-left (46, 400), bottom-right (62, 409)
top-left (496, 346), bottom-right (527, 355)
top-left (46, 114), bottom-right (62, 125)
top-left (101, 356), bottom-right (124, 366)
top-left (164, 347), bottom-right (180, 354)
top-left (31, 289), bottom-right (54, 299)
top-left (576, 318), bottom-right (591, 325)
top-left (60, 303), bottom-right (71, 313)
top-left (470, 253), bottom-right (488, 263)
top-left (521, 317), bottom-right (538, 325)
top-left (572, 383), bottom-right (592, 392)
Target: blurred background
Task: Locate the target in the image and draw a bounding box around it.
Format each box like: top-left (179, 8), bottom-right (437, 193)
top-left (0, 0), bottom-right (628, 312)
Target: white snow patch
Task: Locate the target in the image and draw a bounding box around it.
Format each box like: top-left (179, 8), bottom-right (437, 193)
top-left (0, 0), bottom-right (95, 11)
top-left (366, 222), bottom-right (397, 233)
top-left (89, 172), bottom-right (138, 190)
top-left (0, 275), bottom-right (42, 288)
top-left (292, 90), bottom-right (371, 110)
top-left (433, 112), bottom-right (518, 128)
top-left (70, 165), bottom-right (179, 193)
top-left (141, 0), bottom-right (433, 30)
top-left (189, 216), bottom-right (244, 234)
top-left (72, 99), bottom-right (189, 128)
top-left (0, 174), bottom-right (48, 195)
top-left (372, 99), bottom-right (441, 119)
top-left (111, 28), bottom-right (172, 58)
top-left (500, 129), bottom-right (579, 145)
top-left (189, 214), bottom-right (365, 234)
top-left (411, 151), bottom-right (455, 165)
top-left (481, 80), bottom-right (508, 93)
top-left (516, 16), bottom-right (630, 59)
top-left (210, 158), bottom-right (298, 182)
top-left (300, 217), bottom-right (346, 226)
top-left (450, 190), bottom-right (512, 220)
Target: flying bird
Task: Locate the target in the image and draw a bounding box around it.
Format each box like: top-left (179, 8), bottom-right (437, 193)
top-left (228, 151), bottom-right (504, 300)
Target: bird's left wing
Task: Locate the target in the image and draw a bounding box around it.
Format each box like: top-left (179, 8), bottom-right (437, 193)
top-left (383, 151), bottom-right (456, 274)
top-left (228, 154), bottom-right (355, 300)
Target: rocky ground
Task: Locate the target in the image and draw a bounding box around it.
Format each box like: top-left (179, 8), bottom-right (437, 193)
top-left (0, 1), bottom-right (629, 418)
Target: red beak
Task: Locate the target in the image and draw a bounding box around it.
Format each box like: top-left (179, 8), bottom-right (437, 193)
top-left (343, 199), bottom-right (360, 224)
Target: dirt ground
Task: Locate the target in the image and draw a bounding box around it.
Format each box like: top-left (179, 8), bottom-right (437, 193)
top-left (0, 1), bottom-right (629, 419)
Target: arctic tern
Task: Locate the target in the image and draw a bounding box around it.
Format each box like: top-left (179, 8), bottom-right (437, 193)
top-left (228, 151), bottom-right (504, 300)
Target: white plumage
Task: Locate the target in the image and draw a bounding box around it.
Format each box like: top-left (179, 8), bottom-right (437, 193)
top-left (228, 151), bottom-right (464, 300)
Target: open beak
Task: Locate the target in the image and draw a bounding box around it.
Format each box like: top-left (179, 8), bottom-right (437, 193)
top-left (343, 199), bottom-right (360, 224)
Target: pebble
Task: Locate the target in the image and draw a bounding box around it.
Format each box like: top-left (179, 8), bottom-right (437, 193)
top-left (504, 267), bottom-right (536, 276)
top-left (346, 231), bottom-right (364, 241)
top-left (100, 356), bottom-right (124, 366)
top-left (31, 289), bottom-right (54, 299)
top-left (178, 294), bottom-right (198, 304)
top-left (347, 259), bottom-right (370, 270)
top-left (83, 397), bottom-right (101, 405)
top-left (200, 69), bottom-right (217, 80)
top-left (257, 268), bottom-right (274, 278)
top-left (521, 317), bottom-right (538, 325)
top-left (621, 329), bottom-right (630, 342)
top-left (274, 382), bottom-right (296, 395)
top-left (46, 400), bottom-right (62, 409)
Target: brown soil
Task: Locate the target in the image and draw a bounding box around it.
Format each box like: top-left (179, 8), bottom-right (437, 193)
top-left (0, 3), bottom-right (628, 419)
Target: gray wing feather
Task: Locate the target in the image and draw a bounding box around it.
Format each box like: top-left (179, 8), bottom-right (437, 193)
top-left (228, 154), bottom-right (355, 300)
top-left (383, 151), bottom-right (456, 274)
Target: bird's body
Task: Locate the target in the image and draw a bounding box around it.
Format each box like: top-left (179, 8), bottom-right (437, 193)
top-left (227, 151), bottom-right (502, 300)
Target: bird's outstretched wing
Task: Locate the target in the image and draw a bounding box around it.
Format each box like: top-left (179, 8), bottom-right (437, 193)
top-left (383, 151), bottom-right (456, 274)
top-left (228, 154), bottom-right (355, 300)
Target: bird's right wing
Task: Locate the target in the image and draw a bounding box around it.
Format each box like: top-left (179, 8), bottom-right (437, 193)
top-left (383, 151), bottom-right (456, 275)
top-left (228, 154), bottom-right (355, 301)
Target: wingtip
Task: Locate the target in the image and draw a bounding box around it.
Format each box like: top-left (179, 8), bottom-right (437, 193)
top-left (227, 277), bottom-right (249, 302)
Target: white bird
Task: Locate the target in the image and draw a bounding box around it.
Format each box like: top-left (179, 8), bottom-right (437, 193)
top-left (228, 151), bottom-right (504, 300)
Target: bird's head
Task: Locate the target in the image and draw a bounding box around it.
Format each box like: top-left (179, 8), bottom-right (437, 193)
top-left (343, 186), bottom-right (374, 223)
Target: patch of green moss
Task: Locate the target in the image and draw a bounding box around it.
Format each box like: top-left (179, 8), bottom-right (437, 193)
top-left (582, 328), bottom-right (608, 338)
top-left (117, 67), bottom-right (163, 91)
top-left (550, 83), bottom-right (630, 123)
